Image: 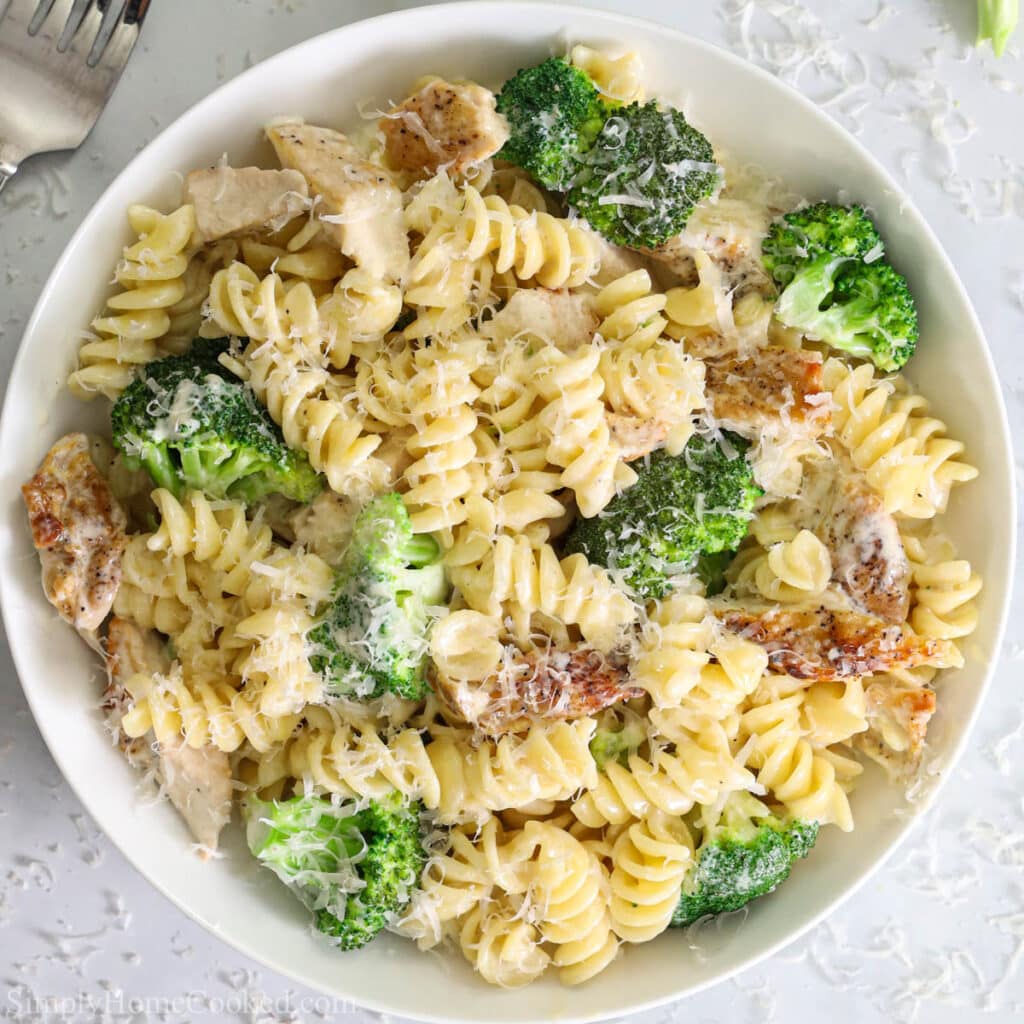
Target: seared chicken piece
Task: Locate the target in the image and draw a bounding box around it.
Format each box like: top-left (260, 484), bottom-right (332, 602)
top-left (159, 743), bottom-right (234, 854)
top-left (714, 604), bottom-right (958, 681)
top-left (645, 196), bottom-right (775, 298)
top-left (105, 617), bottom-right (232, 856)
top-left (482, 288), bottom-right (598, 351)
top-left (699, 347), bottom-right (831, 440)
top-left (855, 679), bottom-right (936, 781)
top-left (607, 413), bottom-right (670, 460)
top-left (780, 459), bottom-right (912, 624)
top-left (22, 433), bottom-right (127, 632)
top-left (436, 647), bottom-right (642, 736)
top-left (381, 78), bottom-right (509, 177)
top-left (818, 472), bottom-right (911, 623)
top-left (266, 121), bottom-right (408, 280)
top-left (184, 166), bottom-right (309, 244)
top-left (103, 616), bottom-right (169, 767)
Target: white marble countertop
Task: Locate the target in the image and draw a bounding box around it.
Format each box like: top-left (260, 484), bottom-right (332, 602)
top-left (1, 1), bottom-right (1023, 1021)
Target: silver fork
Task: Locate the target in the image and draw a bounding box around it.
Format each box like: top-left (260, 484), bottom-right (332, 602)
top-left (0, 0), bottom-right (150, 193)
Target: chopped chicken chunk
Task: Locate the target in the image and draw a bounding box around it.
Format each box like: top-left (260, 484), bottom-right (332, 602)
top-left (159, 743), bottom-right (234, 854)
top-left (103, 616), bottom-right (169, 767)
top-left (22, 433), bottom-right (127, 631)
top-left (289, 491), bottom-right (360, 568)
top-left (645, 196), bottom-right (775, 297)
top-left (699, 347), bottom-right (831, 440)
top-left (714, 604), bottom-right (958, 681)
top-left (783, 459), bottom-right (912, 623)
top-left (105, 617), bottom-right (232, 856)
top-left (482, 288), bottom-right (598, 351)
top-left (184, 166), bottom-right (309, 244)
top-left (381, 78), bottom-right (508, 177)
top-left (855, 679), bottom-right (937, 780)
top-left (435, 647), bottom-right (642, 736)
top-left (266, 121), bottom-right (409, 280)
top-left (818, 472), bottom-right (912, 623)
top-left (607, 413), bottom-right (669, 460)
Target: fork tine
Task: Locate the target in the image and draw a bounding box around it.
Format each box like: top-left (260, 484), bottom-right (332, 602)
top-left (90, 0), bottom-right (145, 69)
top-left (57, 0), bottom-right (94, 49)
top-left (64, 0), bottom-right (101, 56)
top-left (27, 0), bottom-right (56, 35)
top-left (84, 0), bottom-right (123, 65)
top-left (1, 0), bottom-right (41, 29)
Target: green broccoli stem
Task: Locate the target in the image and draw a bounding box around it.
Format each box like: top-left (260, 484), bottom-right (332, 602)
top-left (402, 533), bottom-right (442, 569)
top-left (978, 0), bottom-right (1019, 55)
top-left (138, 448), bottom-right (183, 497)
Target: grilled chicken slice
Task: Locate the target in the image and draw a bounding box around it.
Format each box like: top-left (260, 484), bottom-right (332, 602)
top-left (266, 121), bottom-right (408, 280)
top-left (104, 616), bottom-right (169, 768)
top-left (381, 78), bottom-right (509, 177)
top-left (184, 166), bottom-right (309, 244)
top-left (714, 604), bottom-right (958, 681)
top-left (158, 743), bottom-right (233, 854)
top-left (22, 433), bottom-right (127, 632)
top-left (482, 288), bottom-right (598, 351)
top-left (855, 679), bottom-right (937, 780)
top-left (436, 647), bottom-right (642, 736)
top-left (643, 196), bottom-right (775, 297)
top-left (699, 347), bottom-right (831, 440)
top-left (607, 413), bottom-right (670, 460)
top-left (818, 472), bottom-right (911, 623)
top-left (105, 617), bottom-right (231, 855)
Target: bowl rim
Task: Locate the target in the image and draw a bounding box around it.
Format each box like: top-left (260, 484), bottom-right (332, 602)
top-left (1, 3), bottom-right (1016, 1021)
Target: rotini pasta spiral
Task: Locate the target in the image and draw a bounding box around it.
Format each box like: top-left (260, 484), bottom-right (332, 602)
top-left (608, 811), bottom-right (694, 943)
top-left (397, 817), bottom-right (528, 948)
top-left (147, 489), bottom-right (275, 593)
top-left (823, 359), bottom-right (978, 518)
top-left (595, 269), bottom-right (669, 351)
top-left (429, 609), bottom-right (504, 683)
top-left (242, 338), bottom-right (389, 496)
top-left (120, 666), bottom-right (300, 753)
top-left (570, 44), bottom-right (645, 103)
top-left (632, 593), bottom-right (713, 709)
top-left (571, 721), bottom-right (754, 828)
top-left (530, 344), bottom-right (636, 517)
top-left (450, 535), bottom-right (637, 652)
top-left (249, 705), bottom-right (441, 805)
top-left (520, 821), bottom-right (619, 985)
top-left (69, 205), bottom-right (197, 400)
top-left (800, 679), bottom-right (869, 748)
top-left (730, 530), bottom-right (833, 603)
top-left (457, 894), bottom-right (551, 988)
top-left (426, 719), bottom-right (600, 822)
top-left (399, 343), bottom-right (486, 535)
top-left (902, 532), bottom-right (982, 643)
top-left (739, 695), bottom-right (857, 831)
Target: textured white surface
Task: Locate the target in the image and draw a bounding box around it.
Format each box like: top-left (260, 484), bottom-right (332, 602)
top-left (0, 0), bottom-right (1022, 1021)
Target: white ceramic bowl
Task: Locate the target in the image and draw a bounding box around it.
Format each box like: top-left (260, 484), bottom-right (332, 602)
top-left (0, 4), bottom-right (1015, 1021)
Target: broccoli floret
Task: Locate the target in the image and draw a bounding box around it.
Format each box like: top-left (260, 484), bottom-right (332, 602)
top-left (671, 793), bottom-right (819, 928)
top-left (247, 791), bottom-right (426, 951)
top-left (496, 57), bottom-right (608, 190)
top-left (761, 202), bottom-right (882, 288)
top-left (308, 494), bottom-right (448, 700)
top-left (695, 549), bottom-right (735, 597)
top-left (589, 718), bottom-right (645, 770)
top-left (563, 434), bottom-right (761, 601)
top-left (775, 256), bottom-right (918, 373)
top-left (763, 203), bottom-right (918, 372)
top-left (110, 338), bottom-right (321, 503)
top-left (568, 101), bottom-right (721, 248)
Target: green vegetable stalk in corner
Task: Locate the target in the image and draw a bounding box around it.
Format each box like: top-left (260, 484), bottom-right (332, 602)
top-left (978, 1), bottom-right (1019, 56)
